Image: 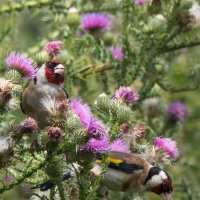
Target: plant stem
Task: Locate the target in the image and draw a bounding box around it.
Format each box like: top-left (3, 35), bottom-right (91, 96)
top-left (50, 187), bottom-right (55, 200)
top-left (57, 182), bottom-right (66, 200)
top-left (0, 159), bottom-right (46, 194)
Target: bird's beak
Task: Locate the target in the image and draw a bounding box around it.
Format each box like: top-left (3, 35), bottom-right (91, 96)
top-left (54, 64), bottom-right (65, 75)
top-left (160, 193), bottom-right (172, 200)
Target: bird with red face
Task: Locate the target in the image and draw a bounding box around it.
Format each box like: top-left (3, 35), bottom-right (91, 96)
top-left (21, 60), bottom-right (68, 127)
top-left (94, 151), bottom-right (173, 200)
top-left (31, 151), bottom-right (173, 200)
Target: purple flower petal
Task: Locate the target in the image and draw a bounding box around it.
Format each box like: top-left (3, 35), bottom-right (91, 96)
top-left (167, 102), bottom-right (188, 122)
top-left (88, 117), bottom-right (107, 138)
top-left (43, 41), bottom-right (63, 56)
top-left (114, 86), bottom-right (138, 105)
top-left (111, 46), bottom-right (123, 62)
top-left (6, 52), bottom-right (36, 79)
top-left (69, 98), bottom-right (92, 129)
top-left (154, 137), bottom-right (179, 159)
top-left (110, 139), bottom-right (130, 153)
top-left (80, 137), bottom-right (109, 154)
top-left (135, 0), bottom-right (145, 5)
top-left (81, 13), bottom-right (112, 31)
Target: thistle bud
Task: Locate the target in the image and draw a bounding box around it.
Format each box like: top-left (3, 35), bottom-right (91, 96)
top-left (47, 127), bottom-right (63, 140)
top-left (66, 7), bottom-right (80, 26)
top-left (143, 14), bottom-right (166, 33)
top-left (177, 3), bottom-right (200, 29)
top-left (34, 51), bottom-right (49, 65)
top-left (142, 97), bottom-right (162, 118)
top-left (19, 118), bottom-right (38, 135)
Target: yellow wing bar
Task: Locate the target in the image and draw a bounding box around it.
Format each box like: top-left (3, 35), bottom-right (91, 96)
top-left (96, 157), bottom-right (123, 165)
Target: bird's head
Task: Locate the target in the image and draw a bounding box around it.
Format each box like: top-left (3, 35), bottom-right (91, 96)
top-left (145, 166), bottom-right (173, 200)
top-left (37, 60), bottom-right (65, 85)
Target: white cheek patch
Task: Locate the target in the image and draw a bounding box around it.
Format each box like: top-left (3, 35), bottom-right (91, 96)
top-left (159, 171), bottom-right (168, 180)
top-left (36, 65), bottom-right (46, 83)
top-left (149, 171), bottom-right (168, 187)
top-left (149, 175), bottom-right (162, 187)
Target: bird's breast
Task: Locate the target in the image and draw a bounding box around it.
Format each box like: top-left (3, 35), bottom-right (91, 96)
top-left (22, 83), bottom-right (67, 125)
top-left (102, 168), bottom-right (146, 192)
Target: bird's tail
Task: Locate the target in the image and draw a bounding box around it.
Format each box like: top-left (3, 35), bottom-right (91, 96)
top-left (31, 171), bottom-right (73, 191)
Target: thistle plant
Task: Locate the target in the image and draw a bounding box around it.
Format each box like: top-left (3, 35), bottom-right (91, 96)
top-left (0, 0), bottom-right (200, 200)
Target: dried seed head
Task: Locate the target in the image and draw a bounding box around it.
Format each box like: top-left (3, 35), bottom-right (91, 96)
top-left (119, 123), bottom-right (130, 134)
top-left (0, 137), bottom-right (14, 169)
top-left (0, 91), bottom-right (12, 105)
top-left (132, 124), bottom-right (146, 140)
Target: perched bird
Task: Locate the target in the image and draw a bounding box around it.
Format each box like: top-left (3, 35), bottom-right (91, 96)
top-left (31, 151), bottom-right (173, 200)
top-left (21, 60), bottom-right (68, 126)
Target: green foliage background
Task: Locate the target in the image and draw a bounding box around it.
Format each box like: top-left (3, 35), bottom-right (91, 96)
top-left (0, 0), bottom-right (200, 200)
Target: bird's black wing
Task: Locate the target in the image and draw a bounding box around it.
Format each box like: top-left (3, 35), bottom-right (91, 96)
top-left (31, 171), bottom-right (72, 191)
top-left (108, 160), bottom-right (143, 174)
top-left (96, 152), bottom-right (143, 174)
top-left (31, 180), bottom-right (55, 191)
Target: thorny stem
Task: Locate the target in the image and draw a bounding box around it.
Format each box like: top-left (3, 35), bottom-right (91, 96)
top-left (163, 40), bottom-right (200, 53)
top-left (0, 159), bottom-right (46, 194)
top-left (57, 182), bottom-right (66, 200)
top-left (50, 187), bottom-right (56, 200)
top-left (120, 0), bottom-right (130, 86)
top-left (157, 81), bottom-right (199, 93)
top-left (72, 63), bottom-right (112, 77)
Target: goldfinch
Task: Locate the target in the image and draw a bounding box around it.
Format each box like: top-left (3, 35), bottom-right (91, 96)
top-left (31, 151), bottom-right (173, 200)
top-left (95, 151), bottom-right (173, 200)
top-left (21, 60), bottom-right (68, 127)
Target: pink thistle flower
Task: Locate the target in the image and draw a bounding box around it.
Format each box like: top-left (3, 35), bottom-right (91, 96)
top-left (167, 102), bottom-right (188, 122)
top-left (111, 46), bottom-right (123, 62)
top-left (135, 0), bottom-right (145, 5)
top-left (69, 98), bottom-right (92, 129)
top-left (88, 117), bottom-right (107, 138)
top-left (114, 86), bottom-right (138, 105)
top-left (47, 127), bottom-right (63, 140)
top-left (43, 41), bottom-right (63, 57)
top-left (154, 137), bottom-right (179, 159)
top-left (6, 52), bottom-right (36, 79)
top-left (19, 117), bottom-right (38, 134)
top-left (81, 13), bottom-right (112, 31)
top-left (80, 137), bottom-right (109, 154)
top-left (110, 139), bottom-right (130, 153)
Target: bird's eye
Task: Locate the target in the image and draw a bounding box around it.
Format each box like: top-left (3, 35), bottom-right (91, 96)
top-left (46, 62), bottom-right (55, 68)
top-left (161, 183), bottom-right (170, 192)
